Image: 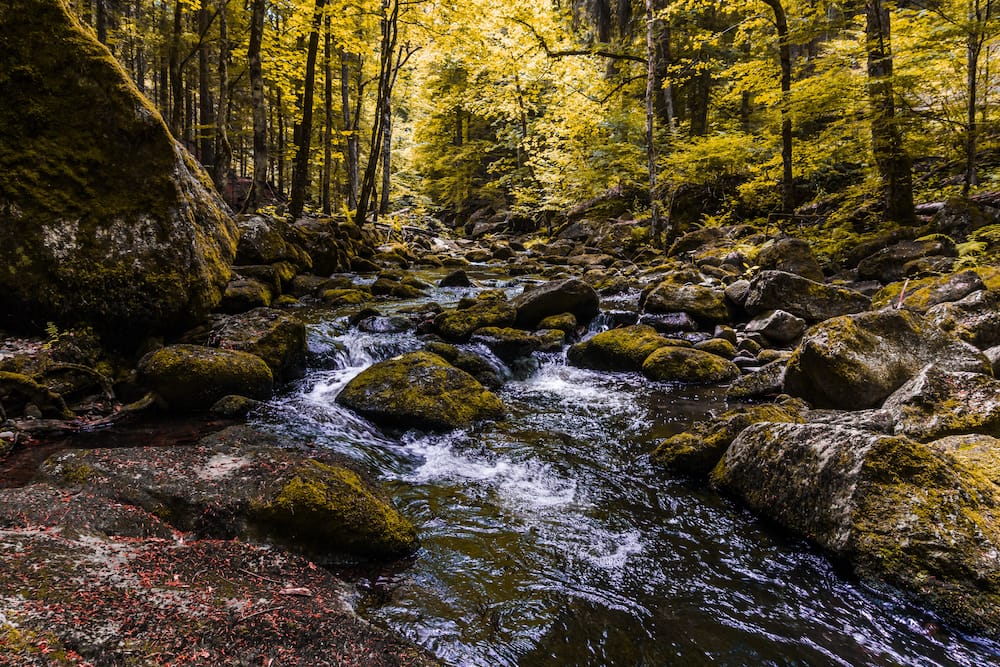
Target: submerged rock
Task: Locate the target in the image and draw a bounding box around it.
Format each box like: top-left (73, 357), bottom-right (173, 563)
top-left (0, 0), bottom-right (237, 344)
top-left (138, 344), bottom-right (273, 411)
top-left (783, 309), bottom-right (989, 409)
top-left (337, 351), bottom-right (505, 430)
top-left (712, 422), bottom-right (1000, 637)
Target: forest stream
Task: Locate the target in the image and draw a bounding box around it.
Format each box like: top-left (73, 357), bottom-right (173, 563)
top-left (238, 267), bottom-right (1000, 667)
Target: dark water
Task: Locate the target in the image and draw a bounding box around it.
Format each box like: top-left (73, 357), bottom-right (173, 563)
top-left (252, 270), bottom-right (1000, 667)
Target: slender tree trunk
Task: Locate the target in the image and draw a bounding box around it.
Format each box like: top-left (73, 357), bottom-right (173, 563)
top-left (651, 1), bottom-right (675, 132)
top-left (645, 0), bottom-right (662, 248)
top-left (134, 0), bottom-right (145, 93)
top-left (966, 36), bottom-right (981, 196)
top-left (358, 0), bottom-right (399, 221)
top-left (323, 14), bottom-right (333, 215)
top-left (278, 88), bottom-right (286, 198)
top-left (198, 4), bottom-right (215, 168)
top-left (214, 0), bottom-right (232, 195)
top-left (341, 50), bottom-right (359, 210)
top-left (379, 101), bottom-right (392, 215)
top-left (865, 0), bottom-right (914, 224)
top-left (96, 0), bottom-right (107, 44)
top-left (762, 0), bottom-right (794, 213)
top-left (289, 0), bottom-right (327, 218)
top-left (169, 0), bottom-right (183, 137)
top-left (243, 0), bottom-right (268, 213)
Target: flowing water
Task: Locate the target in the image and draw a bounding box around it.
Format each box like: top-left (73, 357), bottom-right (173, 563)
top-left (252, 269), bottom-right (1000, 667)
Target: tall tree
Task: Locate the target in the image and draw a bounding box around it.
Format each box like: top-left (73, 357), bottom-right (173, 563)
top-left (866, 0), bottom-right (914, 223)
top-left (243, 0), bottom-right (268, 212)
top-left (289, 0), bottom-right (327, 218)
top-left (761, 0), bottom-right (794, 213)
top-left (213, 0), bottom-right (232, 194)
top-left (198, 2), bottom-right (215, 168)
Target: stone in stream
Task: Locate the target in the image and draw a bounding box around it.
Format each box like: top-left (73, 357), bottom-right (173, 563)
top-left (744, 309), bottom-right (806, 345)
top-left (138, 344), bottom-right (274, 411)
top-left (881, 364), bottom-right (1000, 441)
top-left (203, 308), bottom-right (308, 383)
top-left (567, 324), bottom-right (682, 372)
top-left (641, 346), bottom-right (740, 384)
top-left (511, 278), bottom-right (600, 329)
top-left (712, 421), bottom-right (1000, 637)
top-left (744, 271), bottom-right (869, 323)
top-left (0, 0), bottom-right (237, 344)
top-left (433, 299), bottom-right (517, 342)
top-left (336, 351), bottom-right (505, 430)
top-left (642, 282), bottom-right (730, 325)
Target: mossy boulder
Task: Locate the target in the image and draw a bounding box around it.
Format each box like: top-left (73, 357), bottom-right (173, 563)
top-left (930, 434), bottom-right (1000, 485)
top-left (652, 404), bottom-right (803, 475)
top-left (643, 282), bottom-right (730, 325)
top-left (0, 0), bottom-right (237, 344)
top-left (511, 278), bottom-right (600, 329)
top-left (871, 270), bottom-right (985, 312)
top-left (712, 422), bottom-right (1000, 637)
top-left (218, 277), bottom-right (273, 313)
top-left (727, 358), bottom-right (788, 400)
top-left (857, 237), bottom-right (957, 283)
top-left (882, 365), bottom-right (1000, 441)
top-left (567, 325), bottom-right (676, 372)
top-left (745, 309), bottom-right (806, 345)
top-left (138, 344), bottom-right (273, 411)
top-left (538, 312), bottom-right (578, 335)
top-left (336, 351), bottom-right (505, 430)
top-left (40, 426), bottom-right (417, 559)
top-left (744, 271), bottom-right (870, 323)
top-left (926, 289), bottom-right (1000, 349)
top-left (755, 237), bottom-right (824, 282)
top-left (641, 346), bottom-right (740, 384)
top-left (234, 215), bottom-right (312, 271)
top-left (784, 309), bottom-right (989, 409)
top-left (206, 308), bottom-right (307, 382)
top-left (434, 299), bottom-right (517, 342)
top-left (321, 288), bottom-right (372, 306)
top-left (469, 327), bottom-right (542, 363)
top-left (422, 342), bottom-right (506, 389)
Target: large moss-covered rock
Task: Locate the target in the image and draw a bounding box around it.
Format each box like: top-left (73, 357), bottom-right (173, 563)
top-left (0, 0), bottom-right (237, 343)
top-left (871, 270), bottom-right (985, 312)
top-left (469, 326), bottom-right (542, 363)
top-left (712, 422), bottom-right (1000, 636)
top-left (138, 344), bottom-right (273, 411)
top-left (784, 309), bottom-right (989, 409)
top-left (206, 308), bottom-right (307, 382)
top-left (567, 325), bottom-right (677, 372)
top-left (40, 426), bottom-right (417, 559)
top-left (926, 288), bottom-right (1000, 349)
top-left (755, 237), bottom-right (824, 282)
top-left (337, 351), bottom-right (505, 430)
top-left (433, 299), bottom-right (517, 342)
top-left (882, 365), bottom-right (1000, 441)
top-left (511, 278), bottom-right (600, 328)
top-left (744, 271), bottom-right (870, 323)
top-left (641, 346), bottom-right (740, 383)
top-left (857, 237), bottom-right (957, 283)
top-left (643, 282), bottom-right (730, 324)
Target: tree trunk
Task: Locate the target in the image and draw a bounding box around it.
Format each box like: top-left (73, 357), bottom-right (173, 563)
top-left (243, 0), bottom-right (268, 213)
top-left (323, 14), bottom-right (333, 216)
top-left (966, 35), bottom-right (981, 196)
top-left (289, 0), bottom-right (327, 219)
top-left (762, 0), bottom-right (794, 213)
top-left (214, 0), bottom-right (232, 195)
top-left (379, 100), bottom-right (392, 215)
top-left (168, 0), bottom-right (183, 137)
top-left (645, 0), bottom-right (662, 248)
top-left (198, 4), bottom-right (215, 168)
top-left (341, 50), bottom-right (359, 210)
top-left (95, 0), bottom-right (107, 44)
top-left (278, 88), bottom-right (286, 198)
top-left (865, 0), bottom-right (914, 224)
top-left (651, 1), bottom-right (675, 132)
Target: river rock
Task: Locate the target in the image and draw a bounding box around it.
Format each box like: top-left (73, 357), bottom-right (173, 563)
top-left (469, 327), bottom-right (541, 363)
top-left (783, 309), bottom-right (989, 409)
top-left (857, 237), bottom-right (957, 283)
top-left (744, 309), bottom-right (806, 345)
top-left (643, 282), bottom-right (730, 325)
top-left (511, 278), bottom-right (600, 329)
top-left (712, 421), bottom-right (1000, 637)
top-left (423, 342), bottom-right (507, 389)
top-left (567, 325), bottom-right (678, 372)
top-left (440, 269), bottom-right (474, 287)
top-left (235, 214), bottom-right (311, 270)
top-left (929, 434), bottom-right (1000, 485)
top-left (744, 271), bottom-right (870, 323)
top-left (434, 299), bottom-right (517, 342)
top-left (638, 312), bottom-right (699, 333)
top-left (726, 358), bottom-right (788, 400)
top-left (138, 344), bottom-right (273, 411)
top-left (641, 346), bottom-right (740, 384)
top-left (926, 289), bottom-right (1000, 349)
top-left (40, 425), bottom-right (417, 558)
top-left (0, 0), bottom-right (238, 344)
top-left (755, 237), bottom-right (824, 282)
top-left (336, 351), bottom-right (505, 430)
top-left (881, 365), bottom-right (1000, 441)
top-left (871, 270), bottom-right (986, 312)
top-left (206, 308), bottom-right (307, 382)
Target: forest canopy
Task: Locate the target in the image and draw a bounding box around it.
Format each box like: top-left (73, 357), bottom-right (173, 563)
top-left (69, 0), bottom-right (1000, 238)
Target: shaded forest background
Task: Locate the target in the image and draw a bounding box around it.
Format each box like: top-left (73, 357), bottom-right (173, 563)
top-left (69, 0), bottom-right (1000, 251)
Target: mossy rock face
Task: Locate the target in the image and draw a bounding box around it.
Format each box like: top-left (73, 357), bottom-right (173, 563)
top-left (207, 308), bottom-right (307, 383)
top-left (434, 300), bottom-right (517, 342)
top-left (857, 238), bottom-right (957, 283)
top-left (693, 337), bottom-right (737, 359)
top-left (755, 237), bottom-right (824, 282)
top-left (511, 278), bottom-right (600, 329)
top-left (652, 404), bottom-right (803, 475)
top-left (538, 312), bottom-right (578, 334)
top-left (234, 215), bottom-right (312, 271)
top-left (0, 0), bottom-right (237, 345)
top-left (423, 342), bottom-right (506, 389)
top-left (469, 327), bottom-right (542, 363)
top-left (567, 325), bottom-right (675, 372)
top-left (641, 346), bottom-right (740, 384)
top-left (218, 278), bottom-right (273, 313)
top-left (871, 270), bottom-right (986, 312)
top-left (321, 288), bottom-right (372, 306)
top-left (726, 358), bottom-right (787, 400)
top-left (882, 365), bottom-right (1000, 441)
top-left (930, 434), bottom-right (1000, 486)
top-left (336, 351), bottom-right (505, 430)
top-left (643, 283), bottom-right (730, 325)
top-left (138, 344), bottom-right (273, 411)
top-left (784, 309), bottom-right (989, 409)
top-left (713, 421), bottom-right (1000, 637)
top-left (926, 289), bottom-right (1000, 350)
top-left (744, 271), bottom-right (870, 323)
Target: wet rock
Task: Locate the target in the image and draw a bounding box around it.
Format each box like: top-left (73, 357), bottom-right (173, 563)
top-left (538, 312), bottom-right (578, 335)
top-left (783, 309), bottom-right (989, 409)
top-left (871, 270), bottom-right (986, 312)
top-left (881, 365), bottom-right (1000, 441)
top-left (726, 359), bottom-right (788, 400)
top-left (235, 215), bottom-right (311, 270)
top-left (926, 289), bottom-right (1000, 349)
top-left (712, 421), bottom-right (1000, 637)
top-left (723, 279), bottom-right (752, 310)
top-left (209, 394), bottom-right (261, 418)
top-left (440, 269), bottom-right (474, 287)
top-left (219, 277), bottom-right (273, 313)
top-left (638, 312), bottom-right (699, 334)
top-left (422, 342), bottom-right (506, 389)
top-left (745, 309), bottom-right (806, 345)
top-left (434, 299), bottom-right (517, 342)
top-left (567, 325), bottom-right (678, 372)
top-left (643, 282), bottom-right (729, 325)
top-left (755, 237), bottom-right (824, 282)
top-left (337, 351), bottom-right (505, 430)
top-left (857, 237), bottom-right (957, 283)
top-left (357, 315), bottom-right (413, 334)
top-left (322, 288), bottom-right (372, 306)
top-left (641, 346), bottom-right (740, 384)
top-left (511, 278), bottom-right (600, 329)
top-left (744, 271), bottom-right (869, 323)
top-left (207, 308), bottom-right (307, 382)
top-left (469, 327), bottom-right (541, 363)
top-left (693, 338), bottom-right (737, 359)
top-left (138, 344), bottom-right (273, 411)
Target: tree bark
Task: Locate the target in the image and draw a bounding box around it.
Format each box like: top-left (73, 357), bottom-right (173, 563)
top-left (645, 0), bottom-right (662, 248)
top-left (243, 0), bottom-right (268, 213)
top-left (762, 0), bottom-right (794, 213)
top-left (198, 4), bottom-right (215, 168)
top-left (341, 50), bottom-right (359, 210)
top-left (214, 0), bottom-right (232, 195)
top-left (380, 100), bottom-right (392, 215)
top-left (168, 0), bottom-right (184, 137)
top-left (323, 14), bottom-right (334, 216)
top-left (865, 0), bottom-right (914, 224)
top-left (289, 0), bottom-right (327, 219)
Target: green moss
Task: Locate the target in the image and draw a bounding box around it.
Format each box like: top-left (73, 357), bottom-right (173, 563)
top-left (259, 459), bottom-right (417, 558)
top-left (567, 325), bottom-right (675, 371)
top-left (434, 300), bottom-right (517, 342)
top-left (538, 312), bottom-right (577, 334)
top-left (138, 344), bottom-right (273, 411)
top-left (642, 346), bottom-right (741, 384)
